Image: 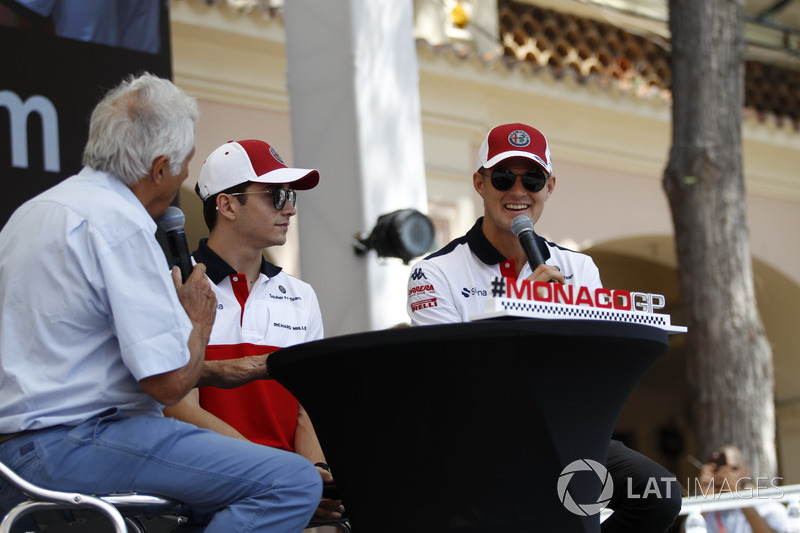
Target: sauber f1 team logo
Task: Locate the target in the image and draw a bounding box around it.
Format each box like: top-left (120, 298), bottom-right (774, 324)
top-left (411, 298), bottom-right (438, 312)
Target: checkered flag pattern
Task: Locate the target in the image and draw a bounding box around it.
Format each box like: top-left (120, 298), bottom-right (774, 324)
top-left (476, 297), bottom-right (687, 334)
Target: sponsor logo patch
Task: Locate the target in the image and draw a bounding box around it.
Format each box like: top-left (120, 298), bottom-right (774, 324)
top-left (270, 146), bottom-right (285, 165)
top-left (508, 129), bottom-right (531, 148)
top-left (270, 294), bottom-right (302, 302)
top-left (409, 284), bottom-right (435, 296)
top-left (410, 298), bottom-right (438, 312)
top-left (462, 287), bottom-right (488, 298)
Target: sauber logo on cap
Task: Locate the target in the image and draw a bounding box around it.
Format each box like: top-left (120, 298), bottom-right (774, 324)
top-left (270, 146), bottom-right (285, 165)
top-left (508, 130), bottom-right (531, 148)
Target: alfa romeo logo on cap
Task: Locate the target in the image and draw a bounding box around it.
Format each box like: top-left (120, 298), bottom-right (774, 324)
top-left (270, 146), bottom-right (285, 165)
top-left (508, 130), bottom-right (531, 148)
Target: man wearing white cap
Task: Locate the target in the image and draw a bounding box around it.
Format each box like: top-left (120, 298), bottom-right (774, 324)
top-left (164, 140), bottom-right (344, 522)
top-left (406, 123), bottom-right (681, 531)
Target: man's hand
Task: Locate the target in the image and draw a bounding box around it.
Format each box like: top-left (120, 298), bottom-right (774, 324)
top-left (172, 264), bottom-right (216, 343)
top-left (526, 264), bottom-right (566, 298)
top-left (698, 463), bottom-right (716, 490)
top-left (314, 467), bottom-right (345, 521)
top-left (698, 460), bottom-right (752, 494)
top-left (526, 263), bottom-right (564, 284)
top-left (140, 265), bottom-right (217, 406)
top-left (197, 354), bottom-right (271, 389)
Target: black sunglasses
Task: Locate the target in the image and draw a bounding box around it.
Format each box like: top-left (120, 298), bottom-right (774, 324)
top-left (482, 168), bottom-right (549, 193)
top-left (228, 188), bottom-right (297, 210)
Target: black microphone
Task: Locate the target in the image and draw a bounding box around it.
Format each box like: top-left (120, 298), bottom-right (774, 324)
top-left (157, 206), bottom-right (192, 283)
top-left (511, 215), bottom-right (545, 270)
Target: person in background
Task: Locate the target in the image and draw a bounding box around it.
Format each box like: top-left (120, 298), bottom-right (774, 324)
top-left (406, 122), bottom-right (682, 532)
top-left (690, 445), bottom-right (787, 533)
top-left (164, 139), bottom-right (343, 522)
top-left (0, 73), bottom-right (320, 533)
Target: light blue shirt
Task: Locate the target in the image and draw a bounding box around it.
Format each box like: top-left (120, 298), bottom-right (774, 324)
top-left (0, 167), bottom-right (192, 432)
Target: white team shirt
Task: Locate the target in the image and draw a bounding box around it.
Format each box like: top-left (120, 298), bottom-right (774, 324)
top-left (407, 217), bottom-right (602, 325)
top-left (192, 239), bottom-right (324, 348)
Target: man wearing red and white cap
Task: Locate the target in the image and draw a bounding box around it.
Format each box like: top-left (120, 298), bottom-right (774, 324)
top-left (164, 140), bottom-right (343, 522)
top-left (406, 123), bottom-right (681, 532)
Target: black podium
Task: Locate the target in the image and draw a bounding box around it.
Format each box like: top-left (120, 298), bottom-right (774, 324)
top-left (268, 319), bottom-right (669, 533)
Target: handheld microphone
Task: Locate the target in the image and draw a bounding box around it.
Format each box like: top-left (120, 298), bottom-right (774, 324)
top-left (157, 206), bottom-right (192, 283)
top-left (511, 215), bottom-right (545, 270)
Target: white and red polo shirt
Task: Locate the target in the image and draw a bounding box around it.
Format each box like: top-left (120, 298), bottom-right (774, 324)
top-left (193, 239), bottom-right (323, 451)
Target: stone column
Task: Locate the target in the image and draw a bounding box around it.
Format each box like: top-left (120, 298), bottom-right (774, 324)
top-left (284, 0), bottom-right (428, 334)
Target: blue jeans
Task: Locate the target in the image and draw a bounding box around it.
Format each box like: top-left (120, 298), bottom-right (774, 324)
top-left (0, 410), bottom-right (321, 532)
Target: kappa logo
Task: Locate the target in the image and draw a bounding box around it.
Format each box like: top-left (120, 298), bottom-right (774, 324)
top-left (410, 268), bottom-right (427, 281)
top-left (508, 129), bottom-right (531, 148)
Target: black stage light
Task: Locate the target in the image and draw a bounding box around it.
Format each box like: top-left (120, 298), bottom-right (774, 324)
top-left (354, 208), bottom-right (435, 264)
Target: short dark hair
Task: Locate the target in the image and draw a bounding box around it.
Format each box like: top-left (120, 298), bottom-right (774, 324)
top-left (197, 181), bottom-right (253, 231)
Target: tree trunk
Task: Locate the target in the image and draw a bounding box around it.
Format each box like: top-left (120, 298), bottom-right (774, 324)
top-left (664, 0), bottom-right (777, 478)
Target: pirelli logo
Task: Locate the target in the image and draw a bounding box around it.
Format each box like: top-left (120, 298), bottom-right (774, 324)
top-left (411, 297), bottom-right (437, 312)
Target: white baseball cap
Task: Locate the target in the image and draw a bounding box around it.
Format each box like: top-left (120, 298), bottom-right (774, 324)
top-left (196, 140), bottom-right (319, 201)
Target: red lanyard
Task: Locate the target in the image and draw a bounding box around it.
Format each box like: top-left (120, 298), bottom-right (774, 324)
top-left (714, 512), bottom-right (727, 533)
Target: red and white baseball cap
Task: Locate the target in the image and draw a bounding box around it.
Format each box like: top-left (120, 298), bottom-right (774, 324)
top-left (476, 123), bottom-right (552, 175)
top-left (196, 140), bottom-right (319, 201)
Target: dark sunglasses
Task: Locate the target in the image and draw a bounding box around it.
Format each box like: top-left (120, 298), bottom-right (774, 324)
top-left (228, 188), bottom-right (297, 210)
top-left (482, 168), bottom-right (549, 193)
